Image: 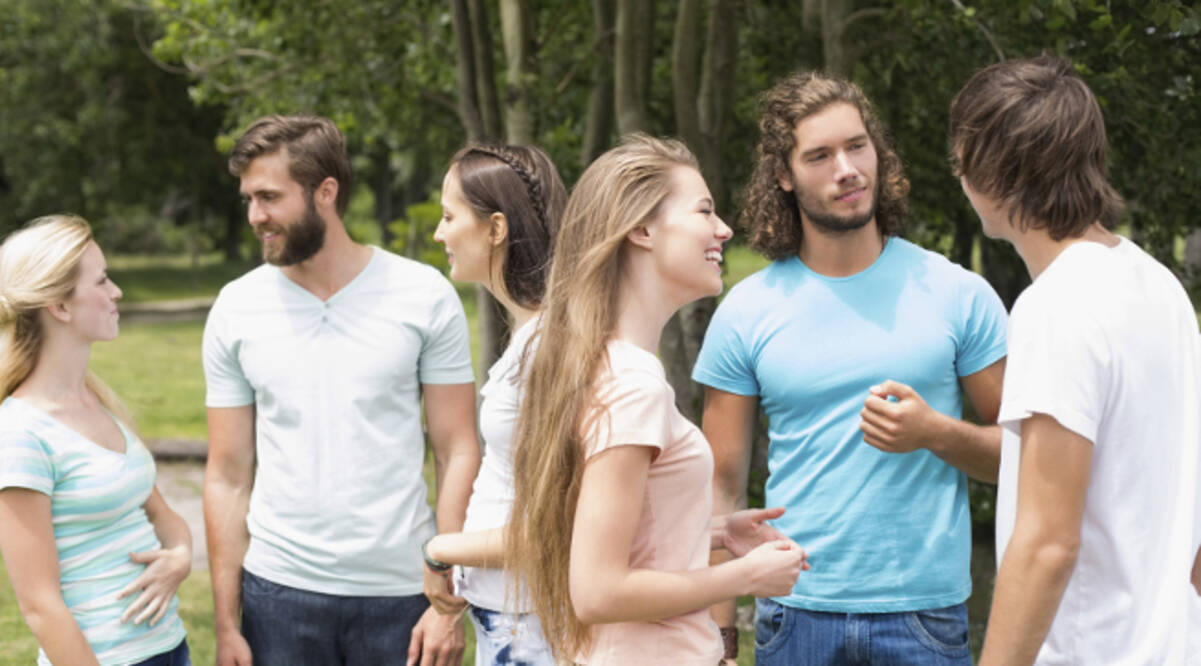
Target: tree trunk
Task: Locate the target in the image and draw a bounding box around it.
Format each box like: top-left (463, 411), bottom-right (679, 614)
top-left (672, 0), bottom-right (703, 151)
top-left (698, 0), bottom-right (738, 209)
top-left (581, 0), bottom-right (616, 164)
top-left (802, 0), bottom-right (821, 32)
top-left (615, 0), bottom-right (653, 134)
top-left (1186, 228), bottom-right (1201, 281)
top-left (371, 146), bottom-right (397, 247)
top-left (451, 0), bottom-right (484, 141)
top-left (821, 0), bottom-right (852, 76)
top-left (500, 0), bottom-right (536, 146)
top-left (469, 0), bottom-right (503, 140)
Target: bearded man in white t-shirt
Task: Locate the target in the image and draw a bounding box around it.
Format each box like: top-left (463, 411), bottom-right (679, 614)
top-left (203, 115), bottom-right (480, 666)
top-left (950, 56), bottom-right (1201, 664)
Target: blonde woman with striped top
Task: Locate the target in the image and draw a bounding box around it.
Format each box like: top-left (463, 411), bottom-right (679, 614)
top-left (0, 215), bottom-right (191, 665)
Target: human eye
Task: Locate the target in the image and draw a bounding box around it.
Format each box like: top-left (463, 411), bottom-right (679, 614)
top-left (849, 141), bottom-right (867, 151)
top-left (806, 152), bottom-right (827, 163)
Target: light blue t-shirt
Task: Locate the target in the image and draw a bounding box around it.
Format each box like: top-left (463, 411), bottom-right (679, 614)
top-left (0, 397), bottom-right (186, 665)
top-left (693, 238), bottom-right (1007, 612)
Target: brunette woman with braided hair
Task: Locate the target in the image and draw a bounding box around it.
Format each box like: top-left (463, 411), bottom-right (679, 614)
top-left (422, 143), bottom-right (566, 665)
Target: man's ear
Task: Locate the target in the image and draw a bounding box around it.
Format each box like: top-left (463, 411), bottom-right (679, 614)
top-left (315, 177), bottom-right (339, 210)
top-left (489, 212), bottom-right (508, 247)
top-left (626, 223), bottom-right (653, 251)
top-left (777, 166), bottom-right (795, 193)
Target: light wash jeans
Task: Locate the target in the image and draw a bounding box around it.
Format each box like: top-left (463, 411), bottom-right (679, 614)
top-left (469, 605), bottom-right (555, 666)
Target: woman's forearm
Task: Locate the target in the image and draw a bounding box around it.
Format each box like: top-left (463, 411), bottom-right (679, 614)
top-left (428, 527), bottom-right (505, 568)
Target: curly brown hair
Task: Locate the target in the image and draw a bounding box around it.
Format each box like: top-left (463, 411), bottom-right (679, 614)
top-left (743, 71), bottom-right (909, 260)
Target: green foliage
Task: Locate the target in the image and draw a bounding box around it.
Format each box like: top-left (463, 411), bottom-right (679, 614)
top-left (388, 193), bottom-right (451, 273)
top-left (0, 0), bottom-right (239, 243)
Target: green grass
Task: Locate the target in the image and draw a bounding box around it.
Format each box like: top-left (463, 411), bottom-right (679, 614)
top-left (91, 319), bottom-right (207, 441)
top-left (107, 254), bottom-right (252, 304)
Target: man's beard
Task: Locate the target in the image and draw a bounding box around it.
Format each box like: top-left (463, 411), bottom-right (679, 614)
top-left (795, 182), bottom-right (877, 234)
top-left (262, 195), bottom-right (326, 266)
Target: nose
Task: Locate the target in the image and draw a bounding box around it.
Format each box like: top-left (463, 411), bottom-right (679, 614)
top-left (833, 150), bottom-right (857, 182)
top-left (111, 281), bottom-right (123, 301)
top-left (247, 199), bottom-right (268, 226)
top-left (433, 219), bottom-right (447, 243)
top-left (714, 215), bottom-right (733, 242)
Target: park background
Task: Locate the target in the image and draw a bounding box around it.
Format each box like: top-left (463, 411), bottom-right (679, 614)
top-left (1, 0), bottom-right (1199, 663)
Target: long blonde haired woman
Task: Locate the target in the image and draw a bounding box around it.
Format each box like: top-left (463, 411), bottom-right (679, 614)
top-left (507, 136), bottom-right (808, 665)
top-left (0, 215), bottom-right (191, 666)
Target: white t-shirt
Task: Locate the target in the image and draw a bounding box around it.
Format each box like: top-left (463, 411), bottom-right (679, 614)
top-left (203, 247), bottom-right (474, 596)
top-left (455, 316), bottom-right (538, 612)
top-left (995, 238), bottom-right (1201, 664)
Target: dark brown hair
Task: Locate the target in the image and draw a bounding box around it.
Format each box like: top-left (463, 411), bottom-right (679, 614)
top-left (743, 71), bottom-right (909, 260)
top-left (228, 115), bottom-right (354, 216)
top-left (949, 55), bottom-right (1123, 239)
top-left (450, 144), bottom-right (566, 308)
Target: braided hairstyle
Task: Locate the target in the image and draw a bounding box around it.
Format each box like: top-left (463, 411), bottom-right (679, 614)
top-left (449, 144), bottom-right (567, 309)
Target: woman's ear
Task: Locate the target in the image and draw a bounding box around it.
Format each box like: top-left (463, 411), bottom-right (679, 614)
top-left (45, 301), bottom-right (71, 324)
top-left (626, 223), bottom-right (653, 250)
top-left (489, 212), bottom-right (509, 247)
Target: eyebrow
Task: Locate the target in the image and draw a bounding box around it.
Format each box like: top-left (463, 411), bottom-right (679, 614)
top-left (800, 133), bottom-right (869, 159)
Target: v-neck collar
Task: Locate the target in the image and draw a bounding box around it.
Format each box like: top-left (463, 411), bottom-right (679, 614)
top-left (275, 246), bottom-right (379, 306)
top-left (5, 396), bottom-right (133, 456)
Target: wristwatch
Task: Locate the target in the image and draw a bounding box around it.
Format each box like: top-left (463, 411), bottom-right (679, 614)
top-left (421, 536), bottom-right (452, 573)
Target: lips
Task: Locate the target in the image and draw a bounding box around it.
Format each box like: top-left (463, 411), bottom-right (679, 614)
top-left (836, 188), bottom-right (865, 203)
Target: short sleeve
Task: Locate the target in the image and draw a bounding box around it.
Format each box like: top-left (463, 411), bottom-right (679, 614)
top-left (582, 371), bottom-right (673, 461)
top-left (997, 297), bottom-right (1107, 445)
top-left (692, 294), bottom-right (759, 396)
top-left (0, 429), bottom-right (54, 495)
top-left (418, 278), bottom-right (475, 385)
top-left (203, 293), bottom-right (255, 407)
top-left (955, 271), bottom-right (1008, 377)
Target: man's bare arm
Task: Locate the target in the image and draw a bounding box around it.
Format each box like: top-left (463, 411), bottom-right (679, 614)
top-left (979, 413), bottom-right (1091, 665)
top-left (204, 405), bottom-right (256, 666)
top-left (701, 388), bottom-right (759, 636)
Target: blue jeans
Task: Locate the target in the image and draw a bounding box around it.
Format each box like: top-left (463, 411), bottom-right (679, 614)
top-left (754, 598), bottom-right (972, 665)
top-left (240, 569), bottom-right (430, 665)
top-left (132, 639), bottom-right (190, 666)
top-left (468, 606), bottom-right (554, 666)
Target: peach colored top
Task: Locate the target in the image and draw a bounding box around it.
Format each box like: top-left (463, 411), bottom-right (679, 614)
top-left (576, 340), bottom-right (723, 666)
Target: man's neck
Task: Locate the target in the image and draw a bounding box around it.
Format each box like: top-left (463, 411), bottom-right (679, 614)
top-left (281, 222), bottom-right (373, 301)
top-left (797, 218), bottom-right (885, 278)
top-left (1010, 222), bottom-right (1119, 280)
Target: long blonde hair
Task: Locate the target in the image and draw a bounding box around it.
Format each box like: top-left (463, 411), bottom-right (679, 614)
top-left (506, 135), bottom-right (698, 660)
top-left (0, 215), bottom-right (134, 426)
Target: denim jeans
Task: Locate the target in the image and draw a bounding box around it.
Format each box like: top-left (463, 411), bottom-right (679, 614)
top-left (240, 568), bottom-right (430, 665)
top-left (131, 639), bottom-right (190, 666)
top-left (468, 606), bottom-right (555, 666)
top-left (754, 598), bottom-right (972, 665)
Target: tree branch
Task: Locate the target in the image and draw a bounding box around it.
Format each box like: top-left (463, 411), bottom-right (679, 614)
top-left (949, 0), bottom-right (1006, 61)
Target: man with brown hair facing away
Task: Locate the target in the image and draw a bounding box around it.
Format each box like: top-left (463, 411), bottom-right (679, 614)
top-left (951, 55), bottom-right (1201, 664)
